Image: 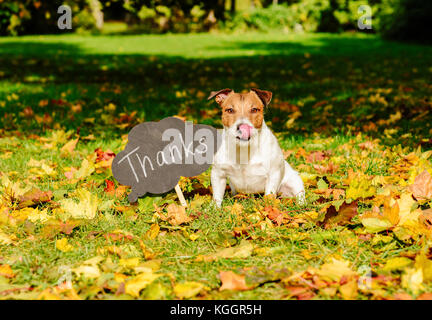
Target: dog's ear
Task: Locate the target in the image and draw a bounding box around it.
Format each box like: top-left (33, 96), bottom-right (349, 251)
top-left (207, 88), bottom-right (233, 105)
top-left (251, 88), bottom-right (272, 107)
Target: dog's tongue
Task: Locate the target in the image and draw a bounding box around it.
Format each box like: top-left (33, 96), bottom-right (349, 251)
top-left (239, 124), bottom-right (253, 139)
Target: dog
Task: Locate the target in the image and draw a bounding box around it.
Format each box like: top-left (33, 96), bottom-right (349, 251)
top-left (208, 88), bottom-right (305, 207)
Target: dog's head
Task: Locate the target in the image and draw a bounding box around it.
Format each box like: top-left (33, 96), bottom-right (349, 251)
top-left (207, 88), bottom-right (272, 145)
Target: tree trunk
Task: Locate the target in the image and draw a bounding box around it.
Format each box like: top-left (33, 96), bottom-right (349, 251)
top-left (90, 0), bottom-right (104, 30)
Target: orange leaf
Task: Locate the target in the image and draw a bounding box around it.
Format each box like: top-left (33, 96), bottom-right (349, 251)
top-left (264, 206), bottom-right (284, 226)
top-left (0, 264), bottom-right (15, 278)
top-left (383, 198), bottom-right (400, 226)
top-left (219, 271), bottom-right (253, 291)
top-left (409, 170), bottom-right (432, 200)
top-left (104, 180), bottom-right (115, 195)
top-left (159, 204), bottom-right (193, 226)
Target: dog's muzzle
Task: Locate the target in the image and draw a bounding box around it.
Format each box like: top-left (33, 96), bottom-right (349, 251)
top-left (236, 123), bottom-right (253, 141)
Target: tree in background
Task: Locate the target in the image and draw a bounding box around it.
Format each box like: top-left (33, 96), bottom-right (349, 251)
top-left (0, 0), bottom-right (431, 43)
top-left (378, 0), bottom-right (432, 43)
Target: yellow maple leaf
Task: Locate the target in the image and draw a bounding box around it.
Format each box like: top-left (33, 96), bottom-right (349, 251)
top-left (315, 258), bottom-right (356, 282)
top-left (0, 264), bottom-right (15, 278)
top-left (414, 252), bottom-right (432, 282)
top-left (60, 137), bottom-right (79, 157)
top-left (125, 272), bottom-right (161, 297)
top-left (396, 193), bottom-right (420, 227)
top-left (361, 217), bottom-right (393, 233)
top-left (119, 257), bottom-right (140, 269)
top-left (402, 268), bottom-right (423, 294)
top-left (74, 158), bottom-right (95, 180)
top-left (173, 281), bottom-right (205, 298)
top-left (0, 230), bottom-right (15, 245)
top-left (346, 178), bottom-right (376, 200)
top-left (60, 189), bottom-right (99, 220)
top-left (72, 265), bottom-right (100, 279)
top-left (56, 238), bottom-right (75, 252)
top-left (26, 207), bottom-right (50, 223)
top-left (339, 279), bottom-right (358, 299)
top-left (382, 257), bottom-right (413, 272)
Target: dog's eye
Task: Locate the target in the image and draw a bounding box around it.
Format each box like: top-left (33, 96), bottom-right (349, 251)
top-left (250, 107), bottom-right (260, 113)
top-left (225, 108), bottom-right (234, 114)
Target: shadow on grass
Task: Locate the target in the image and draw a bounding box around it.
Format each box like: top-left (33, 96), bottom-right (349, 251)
top-left (0, 35), bottom-right (431, 147)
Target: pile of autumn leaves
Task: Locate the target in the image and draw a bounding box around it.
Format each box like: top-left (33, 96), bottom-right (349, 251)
top-left (1, 130), bottom-right (432, 299)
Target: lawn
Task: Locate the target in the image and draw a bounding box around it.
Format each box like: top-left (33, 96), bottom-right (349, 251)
top-left (0, 32), bottom-right (432, 300)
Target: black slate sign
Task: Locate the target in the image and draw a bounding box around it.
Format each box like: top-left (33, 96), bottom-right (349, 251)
top-left (112, 117), bottom-right (221, 202)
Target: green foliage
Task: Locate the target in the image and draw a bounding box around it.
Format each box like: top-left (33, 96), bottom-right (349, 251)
top-left (225, 2), bottom-right (332, 33)
top-left (0, 1), bottom-right (32, 36)
top-left (0, 0), bottom-right (102, 36)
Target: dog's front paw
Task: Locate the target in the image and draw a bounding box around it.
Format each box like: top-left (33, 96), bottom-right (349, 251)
top-left (212, 198), bottom-right (222, 208)
top-left (295, 190), bottom-right (306, 206)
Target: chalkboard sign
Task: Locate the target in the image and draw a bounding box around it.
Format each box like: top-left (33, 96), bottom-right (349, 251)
top-left (112, 117), bottom-right (222, 202)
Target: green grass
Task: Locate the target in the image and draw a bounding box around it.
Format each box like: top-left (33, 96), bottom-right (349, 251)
top-left (0, 32), bottom-right (431, 300)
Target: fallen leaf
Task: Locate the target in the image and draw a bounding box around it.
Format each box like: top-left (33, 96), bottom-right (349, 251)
top-left (315, 258), bottom-right (356, 282)
top-left (18, 189), bottom-right (53, 208)
top-left (409, 170), bottom-right (432, 201)
top-left (72, 265), bottom-right (100, 279)
top-left (56, 238), bottom-right (74, 252)
top-left (0, 265), bottom-right (15, 278)
top-left (219, 271), bottom-right (253, 291)
top-left (145, 224), bottom-right (160, 240)
top-left (383, 257), bottom-right (413, 272)
top-left (346, 178), bottom-right (376, 200)
top-left (339, 279), bottom-right (358, 299)
top-left (196, 240), bottom-right (253, 262)
top-left (60, 189), bottom-right (99, 220)
top-left (401, 268), bottom-right (423, 294)
top-left (361, 217), bottom-right (393, 233)
top-left (159, 203), bottom-right (193, 226)
top-left (174, 281), bottom-right (205, 298)
top-left (319, 201), bottom-right (358, 229)
top-left (60, 137), bottom-right (79, 157)
top-left (417, 293), bottom-right (432, 300)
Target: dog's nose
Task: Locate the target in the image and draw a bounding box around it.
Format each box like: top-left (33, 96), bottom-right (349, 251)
top-left (237, 123), bottom-right (253, 140)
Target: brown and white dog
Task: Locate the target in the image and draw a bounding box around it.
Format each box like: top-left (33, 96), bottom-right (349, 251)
top-left (208, 88), bottom-right (305, 207)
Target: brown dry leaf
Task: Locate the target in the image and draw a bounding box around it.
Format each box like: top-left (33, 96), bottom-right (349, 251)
top-left (288, 287), bottom-right (315, 300)
top-left (18, 188), bottom-right (53, 209)
top-left (160, 203), bottom-right (193, 226)
top-left (313, 162), bottom-right (339, 174)
top-left (319, 201), bottom-right (358, 229)
top-left (419, 209), bottom-right (432, 229)
top-left (219, 271), bottom-right (253, 291)
top-left (409, 170), bottom-right (432, 200)
top-left (306, 151), bottom-right (326, 163)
